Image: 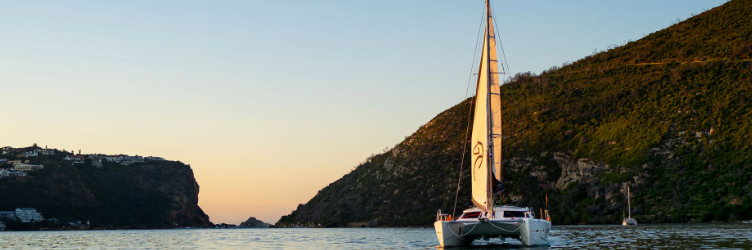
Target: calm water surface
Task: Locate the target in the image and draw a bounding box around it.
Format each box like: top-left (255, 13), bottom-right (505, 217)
top-left (1, 224), bottom-right (751, 249)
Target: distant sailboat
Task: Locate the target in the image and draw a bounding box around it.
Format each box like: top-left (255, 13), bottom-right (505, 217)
top-left (622, 186), bottom-right (638, 226)
top-left (433, 0), bottom-right (551, 247)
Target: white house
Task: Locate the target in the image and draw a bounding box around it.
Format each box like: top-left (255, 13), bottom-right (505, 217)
top-left (63, 155), bottom-right (85, 164)
top-left (104, 155), bottom-right (122, 163)
top-left (121, 155), bottom-right (144, 165)
top-left (145, 156), bottom-right (165, 161)
top-left (39, 148), bottom-right (55, 156)
top-left (23, 150), bottom-right (38, 157)
top-left (13, 164), bottom-right (44, 172)
top-left (15, 208), bottom-right (44, 223)
top-left (1, 146), bottom-right (12, 155)
top-left (0, 169), bottom-right (27, 178)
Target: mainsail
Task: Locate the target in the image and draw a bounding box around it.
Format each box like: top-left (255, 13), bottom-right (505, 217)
top-left (470, 0), bottom-right (503, 214)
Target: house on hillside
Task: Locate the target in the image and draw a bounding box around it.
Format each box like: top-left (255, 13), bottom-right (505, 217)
top-left (23, 150), bottom-right (38, 157)
top-left (104, 155), bottom-right (122, 163)
top-left (0, 221), bottom-right (5, 231)
top-left (0, 169), bottom-right (27, 178)
top-left (13, 164), bottom-right (44, 172)
top-left (15, 208), bottom-right (44, 223)
top-left (102, 155), bottom-right (144, 165)
top-left (0, 211), bottom-right (18, 221)
top-left (8, 160), bottom-right (26, 165)
top-left (145, 156), bottom-right (165, 161)
top-left (121, 155), bottom-right (144, 165)
top-left (1, 146), bottom-right (13, 155)
top-left (0, 159), bottom-right (7, 164)
top-left (63, 155), bottom-right (85, 164)
top-left (39, 148), bottom-right (55, 156)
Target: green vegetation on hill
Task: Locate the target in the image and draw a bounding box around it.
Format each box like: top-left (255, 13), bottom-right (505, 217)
top-left (278, 0), bottom-right (752, 227)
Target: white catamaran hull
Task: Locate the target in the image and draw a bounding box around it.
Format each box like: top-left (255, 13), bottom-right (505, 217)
top-left (434, 218), bottom-right (551, 247)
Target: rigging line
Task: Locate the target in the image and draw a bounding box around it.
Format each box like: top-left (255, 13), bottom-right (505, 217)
top-left (490, 0), bottom-right (513, 84)
top-left (452, 2), bottom-right (486, 219)
top-left (446, 221), bottom-right (481, 237)
top-left (492, 1), bottom-right (547, 206)
top-left (486, 219), bottom-right (526, 233)
top-left (489, 0), bottom-right (512, 204)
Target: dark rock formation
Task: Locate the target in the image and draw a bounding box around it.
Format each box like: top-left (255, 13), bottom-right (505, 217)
top-left (240, 217), bottom-right (270, 228)
top-left (0, 160), bottom-right (213, 229)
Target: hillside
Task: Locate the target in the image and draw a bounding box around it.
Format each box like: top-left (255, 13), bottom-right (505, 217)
top-left (278, 0), bottom-right (752, 227)
top-left (0, 148), bottom-right (213, 229)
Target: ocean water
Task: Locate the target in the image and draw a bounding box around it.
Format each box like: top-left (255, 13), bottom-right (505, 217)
top-left (1, 223), bottom-right (751, 249)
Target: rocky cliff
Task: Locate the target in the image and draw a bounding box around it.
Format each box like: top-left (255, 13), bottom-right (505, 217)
top-left (240, 217), bottom-right (270, 228)
top-left (278, 0), bottom-right (752, 227)
top-left (0, 159), bottom-right (213, 229)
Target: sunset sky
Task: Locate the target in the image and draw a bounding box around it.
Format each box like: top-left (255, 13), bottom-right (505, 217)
top-left (0, 0), bottom-right (726, 224)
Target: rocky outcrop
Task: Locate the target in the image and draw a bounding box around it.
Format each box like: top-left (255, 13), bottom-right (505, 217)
top-left (0, 160), bottom-right (213, 229)
top-left (552, 153), bottom-right (608, 190)
top-left (239, 217), bottom-right (270, 228)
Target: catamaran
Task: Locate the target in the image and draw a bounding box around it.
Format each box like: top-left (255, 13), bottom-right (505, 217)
top-left (622, 186), bottom-right (638, 226)
top-left (433, 0), bottom-right (551, 247)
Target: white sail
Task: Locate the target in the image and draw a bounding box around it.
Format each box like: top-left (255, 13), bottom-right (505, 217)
top-left (490, 29), bottom-right (502, 185)
top-left (471, 1), bottom-right (501, 213)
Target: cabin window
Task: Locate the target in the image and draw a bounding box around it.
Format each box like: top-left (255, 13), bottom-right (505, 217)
top-left (460, 212), bottom-right (481, 219)
top-left (503, 211), bottom-right (526, 218)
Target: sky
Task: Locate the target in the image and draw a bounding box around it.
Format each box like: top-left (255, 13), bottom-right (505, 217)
top-left (0, 0), bottom-right (727, 224)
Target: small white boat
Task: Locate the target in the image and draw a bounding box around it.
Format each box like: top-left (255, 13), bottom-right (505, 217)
top-left (622, 217), bottom-right (637, 226)
top-left (434, 0), bottom-right (551, 247)
top-left (743, 220), bottom-right (752, 224)
top-left (622, 186), bottom-right (638, 226)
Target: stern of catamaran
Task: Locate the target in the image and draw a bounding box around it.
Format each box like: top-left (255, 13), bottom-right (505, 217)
top-left (435, 206), bottom-right (552, 247)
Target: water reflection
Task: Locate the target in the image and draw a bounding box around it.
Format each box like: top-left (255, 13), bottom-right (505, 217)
top-left (0, 223), bottom-right (749, 249)
top-left (550, 224), bottom-right (752, 249)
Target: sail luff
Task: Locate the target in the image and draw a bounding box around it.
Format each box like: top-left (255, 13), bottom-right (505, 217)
top-left (470, 26), bottom-right (490, 212)
top-left (470, 1), bottom-right (491, 212)
top-left (484, 0), bottom-right (494, 213)
top-left (470, 0), bottom-right (501, 214)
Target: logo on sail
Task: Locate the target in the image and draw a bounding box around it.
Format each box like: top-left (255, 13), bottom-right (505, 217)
top-left (472, 141), bottom-right (484, 180)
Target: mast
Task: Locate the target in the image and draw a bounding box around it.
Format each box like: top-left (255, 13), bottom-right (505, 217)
top-left (485, 0), bottom-right (494, 214)
top-left (486, 0), bottom-right (504, 215)
top-left (628, 186), bottom-right (631, 219)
